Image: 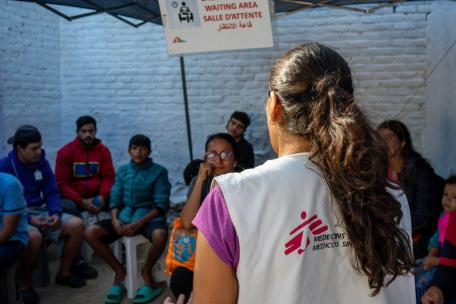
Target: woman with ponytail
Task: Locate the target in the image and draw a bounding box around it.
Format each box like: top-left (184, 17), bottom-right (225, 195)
top-left (190, 43), bottom-right (415, 304)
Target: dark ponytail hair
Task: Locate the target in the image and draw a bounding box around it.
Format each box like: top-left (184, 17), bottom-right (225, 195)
top-left (446, 175), bottom-right (456, 186)
top-left (270, 42), bottom-right (413, 295)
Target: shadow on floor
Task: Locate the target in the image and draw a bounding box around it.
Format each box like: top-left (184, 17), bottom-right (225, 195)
top-left (36, 254), bottom-right (173, 304)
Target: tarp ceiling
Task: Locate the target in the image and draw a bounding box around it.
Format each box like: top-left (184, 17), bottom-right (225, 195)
top-left (13, 0), bottom-right (435, 27)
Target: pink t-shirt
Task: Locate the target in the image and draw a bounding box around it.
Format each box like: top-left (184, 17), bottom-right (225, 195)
top-left (387, 168), bottom-right (400, 184)
top-left (192, 185), bottom-right (240, 269)
top-left (438, 211), bottom-right (450, 247)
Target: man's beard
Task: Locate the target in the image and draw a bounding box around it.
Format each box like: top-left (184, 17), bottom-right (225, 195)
top-left (82, 137), bottom-right (94, 146)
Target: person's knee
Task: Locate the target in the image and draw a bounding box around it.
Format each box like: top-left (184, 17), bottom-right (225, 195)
top-left (85, 225), bottom-right (101, 242)
top-left (28, 230), bottom-right (43, 252)
top-left (151, 229), bottom-right (168, 245)
top-left (64, 217), bottom-right (85, 236)
top-left (24, 230), bottom-right (43, 261)
top-left (86, 225), bottom-right (109, 245)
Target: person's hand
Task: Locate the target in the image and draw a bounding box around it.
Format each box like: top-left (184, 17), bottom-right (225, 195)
top-left (197, 162), bottom-right (212, 181)
top-left (46, 214), bottom-right (61, 230)
top-left (30, 215), bottom-right (47, 228)
top-left (423, 256), bottom-right (439, 271)
top-left (112, 218), bottom-right (124, 236)
top-left (94, 196), bottom-right (105, 214)
top-left (163, 297), bottom-right (175, 304)
top-left (163, 293), bottom-right (192, 304)
top-left (421, 286), bottom-right (444, 304)
top-left (122, 221), bottom-right (141, 236)
top-left (81, 198), bottom-right (97, 214)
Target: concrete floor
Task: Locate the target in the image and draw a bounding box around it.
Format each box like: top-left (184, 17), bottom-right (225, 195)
top-left (32, 206), bottom-right (185, 304)
top-left (36, 254), bottom-right (173, 304)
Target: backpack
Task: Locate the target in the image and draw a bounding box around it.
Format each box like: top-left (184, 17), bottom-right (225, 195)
top-left (164, 217), bottom-right (197, 274)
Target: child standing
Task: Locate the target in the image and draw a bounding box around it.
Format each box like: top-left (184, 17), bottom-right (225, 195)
top-left (415, 175), bottom-right (456, 301)
top-left (85, 135), bottom-right (171, 304)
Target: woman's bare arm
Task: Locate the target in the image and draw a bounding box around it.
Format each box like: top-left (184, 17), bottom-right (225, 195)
top-left (181, 163), bottom-right (212, 229)
top-left (193, 231), bottom-right (238, 304)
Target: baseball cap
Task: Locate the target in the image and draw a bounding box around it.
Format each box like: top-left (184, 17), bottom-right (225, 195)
top-left (7, 125), bottom-right (42, 147)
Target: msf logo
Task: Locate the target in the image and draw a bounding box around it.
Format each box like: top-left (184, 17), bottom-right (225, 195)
top-left (284, 210), bottom-right (328, 255)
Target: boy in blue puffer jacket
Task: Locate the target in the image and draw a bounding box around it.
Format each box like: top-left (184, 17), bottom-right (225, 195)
top-left (85, 134), bottom-right (171, 304)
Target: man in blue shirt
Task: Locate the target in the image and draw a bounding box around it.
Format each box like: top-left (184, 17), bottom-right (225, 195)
top-left (0, 172), bottom-right (28, 270)
top-left (0, 125), bottom-right (94, 304)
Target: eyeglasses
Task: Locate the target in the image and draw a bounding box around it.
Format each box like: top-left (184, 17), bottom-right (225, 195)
top-left (206, 151), bottom-right (234, 161)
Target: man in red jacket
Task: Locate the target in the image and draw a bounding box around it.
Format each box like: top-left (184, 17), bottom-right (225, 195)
top-left (55, 116), bottom-right (115, 217)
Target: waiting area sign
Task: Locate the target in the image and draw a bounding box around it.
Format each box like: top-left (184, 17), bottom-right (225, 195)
top-left (158, 0), bottom-right (274, 55)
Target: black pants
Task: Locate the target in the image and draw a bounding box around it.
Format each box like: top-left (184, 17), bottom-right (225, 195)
top-left (170, 266), bottom-right (193, 300)
top-left (0, 240), bottom-right (23, 271)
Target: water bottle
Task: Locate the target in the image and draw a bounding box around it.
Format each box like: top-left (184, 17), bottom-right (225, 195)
top-left (93, 196), bottom-right (100, 208)
top-left (88, 196), bottom-right (101, 226)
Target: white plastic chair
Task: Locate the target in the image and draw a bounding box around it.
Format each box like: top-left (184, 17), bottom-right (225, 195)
top-left (113, 235), bottom-right (150, 299)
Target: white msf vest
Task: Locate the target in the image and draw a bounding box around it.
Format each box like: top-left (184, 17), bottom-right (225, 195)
top-left (216, 153), bottom-right (415, 304)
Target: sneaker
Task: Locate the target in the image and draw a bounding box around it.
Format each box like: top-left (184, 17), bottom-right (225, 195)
top-left (71, 262), bottom-right (98, 279)
top-left (55, 274), bottom-right (86, 288)
top-left (21, 287), bottom-right (40, 304)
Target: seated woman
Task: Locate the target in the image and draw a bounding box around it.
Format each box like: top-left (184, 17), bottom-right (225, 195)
top-left (169, 133), bottom-right (238, 300)
top-left (378, 120), bottom-right (445, 258)
top-left (85, 135), bottom-right (171, 304)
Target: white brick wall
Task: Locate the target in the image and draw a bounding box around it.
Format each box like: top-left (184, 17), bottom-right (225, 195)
top-left (1, 0), bottom-right (455, 201)
top-left (0, 0), bottom-right (61, 157)
top-left (424, 1), bottom-right (456, 176)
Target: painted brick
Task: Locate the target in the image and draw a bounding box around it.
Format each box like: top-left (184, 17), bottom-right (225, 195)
top-left (1, 0), bottom-right (455, 201)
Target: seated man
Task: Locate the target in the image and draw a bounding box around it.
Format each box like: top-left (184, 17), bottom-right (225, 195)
top-left (86, 134), bottom-right (171, 304)
top-left (0, 173), bottom-right (28, 271)
top-left (55, 115), bottom-right (115, 216)
top-left (226, 111), bottom-right (255, 169)
top-left (0, 125), bottom-right (92, 304)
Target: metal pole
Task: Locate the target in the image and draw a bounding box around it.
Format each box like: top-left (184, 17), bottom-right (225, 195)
top-left (180, 56), bottom-right (193, 161)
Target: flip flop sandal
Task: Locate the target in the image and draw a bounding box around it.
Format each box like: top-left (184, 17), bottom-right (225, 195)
top-left (21, 288), bottom-right (40, 304)
top-left (55, 274), bottom-right (86, 288)
top-left (132, 286), bottom-right (163, 303)
top-left (104, 284), bottom-right (125, 304)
